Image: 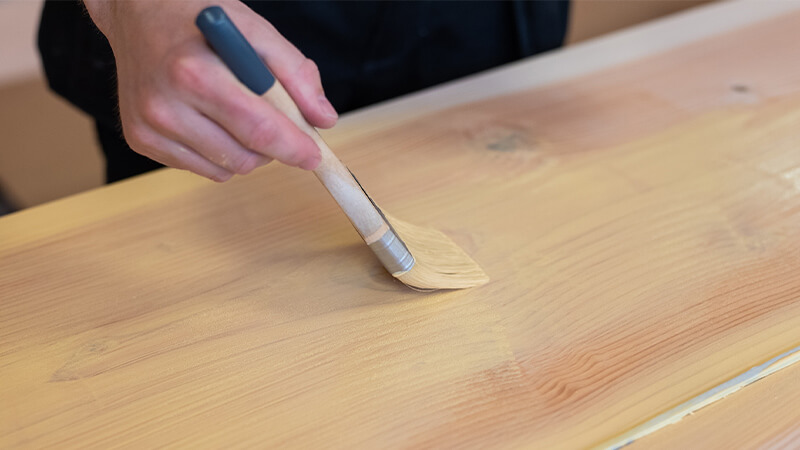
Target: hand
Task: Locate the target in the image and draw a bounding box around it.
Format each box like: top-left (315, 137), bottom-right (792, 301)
top-left (83, 0), bottom-right (337, 182)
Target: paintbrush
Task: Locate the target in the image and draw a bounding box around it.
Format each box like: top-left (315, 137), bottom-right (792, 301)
top-left (196, 6), bottom-right (488, 290)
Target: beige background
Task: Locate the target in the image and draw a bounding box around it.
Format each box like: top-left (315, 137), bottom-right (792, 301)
top-left (0, 0), bottom-right (714, 210)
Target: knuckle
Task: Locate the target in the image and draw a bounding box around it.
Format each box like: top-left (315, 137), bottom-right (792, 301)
top-left (297, 58), bottom-right (321, 81)
top-left (139, 97), bottom-right (174, 132)
top-left (245, 118), bottom-right (279, 152)
top-left (122, 123), bottom-right (181, 169)
top-left (123, 121), bottom-right (158, 150)
top-left (167, 55), bottom-right (206, 93)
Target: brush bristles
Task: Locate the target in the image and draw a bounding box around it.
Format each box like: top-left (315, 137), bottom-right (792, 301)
top-left (385, 215), bottom-right (489, 291)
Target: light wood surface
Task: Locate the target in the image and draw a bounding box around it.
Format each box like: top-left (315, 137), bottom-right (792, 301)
top-left (3, 3), bottom-right (800, 448)
top-left (332, 0), bottom-right (800, 139)
top-left (265, 81), bottom-right (487, 288)
top-left (0, 0), bottom-right (776, 209)
top-left (629, 360), bottom-right (800, 449)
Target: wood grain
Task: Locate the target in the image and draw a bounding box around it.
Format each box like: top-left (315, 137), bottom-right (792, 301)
top-left (629, 358), bottom-right (800, 449)
top-left (3, 8), bottom-right (800, 449)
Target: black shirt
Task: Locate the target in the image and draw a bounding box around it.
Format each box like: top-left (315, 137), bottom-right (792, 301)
top-left (38, 1), bottom-right (568, 181)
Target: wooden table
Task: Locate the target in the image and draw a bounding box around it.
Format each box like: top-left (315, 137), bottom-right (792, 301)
top-left (3, 1), bottom-right (800, 447)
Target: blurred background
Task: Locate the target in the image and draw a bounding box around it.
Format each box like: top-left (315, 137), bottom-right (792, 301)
top-left (0, 0), bottom-right (714, 214)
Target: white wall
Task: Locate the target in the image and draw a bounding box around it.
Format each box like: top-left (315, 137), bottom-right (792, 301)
top-left (0, 0), bottom-right (44, 85)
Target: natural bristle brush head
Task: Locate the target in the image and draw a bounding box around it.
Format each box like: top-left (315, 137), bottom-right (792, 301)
top-left (197, 6), bottom-right (488, 292)
top-left (387, 215), bottom-right (489, 291)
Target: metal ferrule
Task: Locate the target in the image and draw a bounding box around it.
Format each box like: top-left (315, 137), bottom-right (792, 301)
top-left (368, 229), bottom-right (415, 275)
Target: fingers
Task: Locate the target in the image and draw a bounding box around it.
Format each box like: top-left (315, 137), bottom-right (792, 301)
top-left (238, 14), bottom-right (338, 129)
top-left (200, 86), bottom-right (322, 170)
top-left (278, 57), bottom-right (338, 129)
top-left (167, 46), bottom-right (322, 170)
top-left (151, 102), bottom-right (273, 175)
top-left (124, 121), bottom-right (235, 183)
top-left (111, 3), bottom-right (332, 180)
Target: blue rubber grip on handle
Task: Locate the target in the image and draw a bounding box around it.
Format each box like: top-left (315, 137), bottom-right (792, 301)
top-left (195, 6), bottom-right (275, 95)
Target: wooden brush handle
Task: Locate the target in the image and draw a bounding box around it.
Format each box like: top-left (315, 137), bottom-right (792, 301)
top-left (264, 83), bottom-right (389, 243)
top-left (196, 6), bottom-right (388, 243)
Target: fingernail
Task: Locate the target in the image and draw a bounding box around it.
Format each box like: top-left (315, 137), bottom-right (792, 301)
top-left (300, 151), bottom-right (321, 171)
top-left (319, 95), bottom-right (338, 120)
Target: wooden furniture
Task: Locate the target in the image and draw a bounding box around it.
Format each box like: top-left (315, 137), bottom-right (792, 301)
top-left (3, 1), bottom-right (800, 447)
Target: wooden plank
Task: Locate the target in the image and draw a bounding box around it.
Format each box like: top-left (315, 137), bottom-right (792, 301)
top-left (601, 345), bottom-right (800, 448)
top-left (628, 357), bottom-right (800, 449)
top-left (3, 5), bottom-right (800, 449)
top-left (333, 0), bottom-right (800, 135)
top-left (0, 0), bottom-right (747, 208)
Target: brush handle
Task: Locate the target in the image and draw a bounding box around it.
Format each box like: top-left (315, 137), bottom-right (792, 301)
top-left (196, 6), bottom-right (388, 243)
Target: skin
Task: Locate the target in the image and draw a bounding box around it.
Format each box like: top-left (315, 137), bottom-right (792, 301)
top-left (83, 0), bottom-right (338, 182)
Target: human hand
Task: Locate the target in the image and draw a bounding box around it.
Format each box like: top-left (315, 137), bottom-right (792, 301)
top-left (83, 0), bottom-right (337, 181)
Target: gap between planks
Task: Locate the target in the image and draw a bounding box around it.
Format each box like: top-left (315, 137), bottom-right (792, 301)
top-left (597, 344), bottom-right (800, 449)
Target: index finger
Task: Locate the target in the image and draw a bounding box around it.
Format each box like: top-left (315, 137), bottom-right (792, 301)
top-left (167, 45), bottom-right (321, 170)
